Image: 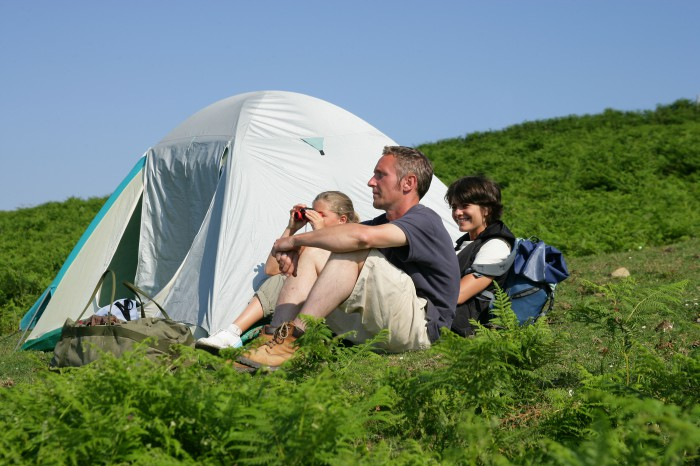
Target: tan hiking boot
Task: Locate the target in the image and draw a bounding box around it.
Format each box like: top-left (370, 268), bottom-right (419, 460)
top-left (236, 322), bottom-right (303, 371)
top-left (256, 324), bottom-right (278, 344)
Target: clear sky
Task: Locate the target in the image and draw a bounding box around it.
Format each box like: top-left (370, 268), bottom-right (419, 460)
top-left (1, 1), bottom-right (698, 211)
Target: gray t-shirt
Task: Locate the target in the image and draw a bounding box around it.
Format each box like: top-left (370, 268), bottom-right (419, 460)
top-left (364, 204), bottom-right (459, 341)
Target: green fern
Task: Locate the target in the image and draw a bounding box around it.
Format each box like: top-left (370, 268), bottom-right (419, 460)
top-left (390, 288), bottom-right (557, 456)
top-left (572, 278), bottom-right (688, 384)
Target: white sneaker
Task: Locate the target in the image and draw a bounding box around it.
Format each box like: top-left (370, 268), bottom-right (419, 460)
top-left (196, 329), bottom-right (242, 351)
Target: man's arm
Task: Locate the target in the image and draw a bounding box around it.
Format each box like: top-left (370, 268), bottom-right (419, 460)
top-left (275, 222), bottom-right (408, 254)
top-left (271, 223), bottom-right (408, 276)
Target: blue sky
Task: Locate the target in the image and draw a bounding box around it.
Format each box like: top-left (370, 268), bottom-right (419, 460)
top-left (1, 1), bottom-right (698, 211)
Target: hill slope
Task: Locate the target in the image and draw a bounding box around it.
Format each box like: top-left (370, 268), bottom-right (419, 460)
top-left (0, 197), bottom-right (106, 333)
top-left (423, 99), bottom-right (700, 256)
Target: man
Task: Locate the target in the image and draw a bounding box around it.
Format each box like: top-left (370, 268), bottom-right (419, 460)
top-left (236, 146), bottom-right (459, 371)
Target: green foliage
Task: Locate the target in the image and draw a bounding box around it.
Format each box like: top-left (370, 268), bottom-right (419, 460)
top-left (537, 386), bottom-right (700, 465)
top-left (0, 197), bottom-right (106, 333)
top-left (532, 276), bottom-right (700, 464)
top-left (289, 315), bottom-right (389, 376)
top-left (389, 292), bottom-right (557, 461)
top-left (0, 340), bottom-right (402, 465)
top-left (2, 101), bottom-right (700, 464)
top-left (1, 273), bottom-right (699, 464)
top-left (423, 99), bottom-right (700, 256)
top-left (0, 332), bottom-right (52, 386)
top-left (572, 278), bottom-right (687, 384)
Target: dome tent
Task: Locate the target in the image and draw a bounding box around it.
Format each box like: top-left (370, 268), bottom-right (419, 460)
top-left (20, 90), bottom-right (460, 351)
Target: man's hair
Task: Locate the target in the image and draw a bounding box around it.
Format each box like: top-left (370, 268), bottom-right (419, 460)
top-left (382, 146), bottom-right (433, 199)
top-left (445, 175), bottom-right (504, 224)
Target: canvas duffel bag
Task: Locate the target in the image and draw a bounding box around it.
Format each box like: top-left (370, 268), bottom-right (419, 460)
top-left (50, 271), bottom-right (194, 368)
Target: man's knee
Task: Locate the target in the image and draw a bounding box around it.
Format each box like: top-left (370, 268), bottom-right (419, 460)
top-left (328, 249), bottom-right (371, 269)
top-left (298, 247), bottom-right (332, 274)
top-left (312, 249), bottom-right (371, 292)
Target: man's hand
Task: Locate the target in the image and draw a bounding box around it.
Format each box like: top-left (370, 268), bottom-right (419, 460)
top-left (272, 236), bottom-right (301, 276)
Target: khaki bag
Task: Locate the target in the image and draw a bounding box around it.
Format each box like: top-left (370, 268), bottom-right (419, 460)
top-left (50, 271), bottom-right (194, 368)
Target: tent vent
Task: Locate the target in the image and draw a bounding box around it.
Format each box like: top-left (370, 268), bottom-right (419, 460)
top-left (301, 137), bottom-right (325, 155)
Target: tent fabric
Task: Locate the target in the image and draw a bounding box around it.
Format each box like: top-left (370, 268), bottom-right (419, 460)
top-left (21, 157), bottom-right (145, 349)
top-left (21, 91), bottom-right (461, 350)
top-left (136, 141), bottom-right (226, 293)
top-left (20, 157), bottom-right (146, 333)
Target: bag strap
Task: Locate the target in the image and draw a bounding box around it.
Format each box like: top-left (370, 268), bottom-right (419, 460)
top-left (467, 237), bottom-right (519, 278)
top-left (75, 270), bottom-right (117, 323)
top-left (122, 281), bottom-right (172, 320)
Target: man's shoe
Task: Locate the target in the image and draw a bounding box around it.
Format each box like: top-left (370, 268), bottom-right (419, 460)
top-left (255, 324), bottom-right (278, 344)
top-left (236, 322), bottom-right (303, 371)
top-left (228, 360), bottom-right (257, 373)
top-left (196, 329), bottom-right (243, 354)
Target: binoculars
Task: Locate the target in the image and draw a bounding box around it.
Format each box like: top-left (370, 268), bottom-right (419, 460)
top-left (293, 208), bottom-right (313, 221)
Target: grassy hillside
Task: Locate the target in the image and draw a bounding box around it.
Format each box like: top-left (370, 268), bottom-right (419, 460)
top-left (424, 99), bottom-right (700, 256)
top-left (0, 197), bottom-right (106, 334)
top-left (0, 100), bottom-right (699, 464)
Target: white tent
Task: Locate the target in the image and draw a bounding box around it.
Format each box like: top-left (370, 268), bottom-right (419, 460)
top-left (21, 90), bottom-right (460, 351)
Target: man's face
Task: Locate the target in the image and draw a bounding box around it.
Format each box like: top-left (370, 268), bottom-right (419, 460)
top-left (367, 154), bottom-right (402, 211)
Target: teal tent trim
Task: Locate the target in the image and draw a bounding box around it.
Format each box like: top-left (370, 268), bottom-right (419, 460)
top-left (18, 287), bottom-right (53, 336)
top-left (20, 327), bottom-right (62, 352)
top-left (19, 156), bottom-right (146, 336)
top-left (301, 137), bottom-right (325, 155)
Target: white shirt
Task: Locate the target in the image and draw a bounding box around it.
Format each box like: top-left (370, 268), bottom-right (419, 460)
top-left (456, 238), bottom-right (511, 266)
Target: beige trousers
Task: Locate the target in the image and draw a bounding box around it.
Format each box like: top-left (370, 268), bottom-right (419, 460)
top-left (325, 249), bottom-right (431, 352)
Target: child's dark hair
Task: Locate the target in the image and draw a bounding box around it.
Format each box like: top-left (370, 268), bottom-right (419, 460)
top-left (445, 175), bottom-right (503, 224)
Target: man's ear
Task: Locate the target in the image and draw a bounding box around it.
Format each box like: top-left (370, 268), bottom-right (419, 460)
top-left (402, 174), bottom-right (418, 193)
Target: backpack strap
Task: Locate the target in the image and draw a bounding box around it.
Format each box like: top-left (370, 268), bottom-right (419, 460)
top-left (540, 284), bottom-right (556, 317)
top-left (464, 237), bottom-right (519, 316)
top-left (469, 244), bottom-right (517, 278)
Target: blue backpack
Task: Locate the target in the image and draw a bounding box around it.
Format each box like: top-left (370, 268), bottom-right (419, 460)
top-left (472, 237), bottom-right (570, 325)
